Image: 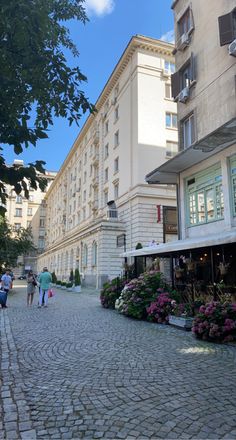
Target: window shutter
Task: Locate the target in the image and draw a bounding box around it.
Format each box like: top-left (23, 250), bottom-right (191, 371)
top-left (189, 7), bottom-right (195, 32)
top-left (190, 53), bottom-right (196, 82)
top-left (171, 71), bottom-right (180, 99)
top-left (218, 12), bottom-right (234, 46)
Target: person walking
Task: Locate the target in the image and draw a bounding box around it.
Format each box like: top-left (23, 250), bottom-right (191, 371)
top-left (0, 269), bottom-right (13, 308)
top-left (38, 267), bottom-right (52, 308)
top-left (27, 270), bottom-right (37, 306)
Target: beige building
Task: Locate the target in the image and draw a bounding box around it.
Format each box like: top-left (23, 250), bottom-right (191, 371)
top-left (37, 35), bottom-right (178, 287)
top-left (5, 161), bottom-right (56, 274)
top-left (139, 0), bottom-right (236, 291)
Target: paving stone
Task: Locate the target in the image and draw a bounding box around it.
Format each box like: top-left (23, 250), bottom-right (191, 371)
top-left (1, 285), bottom-right (236, 439)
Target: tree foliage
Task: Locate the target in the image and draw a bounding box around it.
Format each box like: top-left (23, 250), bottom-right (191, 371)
top-left (0, 217), bottom-right (35, 269)
top-left (0, 0), bottom-right (94, 211)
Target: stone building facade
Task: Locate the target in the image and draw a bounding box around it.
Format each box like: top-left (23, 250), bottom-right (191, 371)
top-left (5, 161), bottom-right (56, 275)
top-left (37, 35), bottom-right (178, 287)
top-left (144, 0), bottom-right (236, 287)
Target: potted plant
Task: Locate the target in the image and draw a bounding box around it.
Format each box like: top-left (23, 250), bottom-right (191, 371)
top-left (69, 269), bottom-right (74, 283)
top-left (185, 258), bottom-right (196, 272)
top-left (218, 262), bottom-right (230, 276)
top-left (192, 302), bottom-right (236, 343)
top-left (169, 302), bottom-right (194, 331)
top-left (174, 265), bottom-right (185, 279)
top-left (56, 280), bottom-right (62, 288)
top-left (73, 268), bottom-right (81, 293)
top-left (51, 271), bottom-right (57, 286)
top-left (66, 282), bottom-right (73, 291)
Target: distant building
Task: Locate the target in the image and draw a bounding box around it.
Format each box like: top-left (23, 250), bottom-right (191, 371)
top-left (37, 35), bottom-right (178, 287)
top-left (5, 161), bottom-right (56, 274)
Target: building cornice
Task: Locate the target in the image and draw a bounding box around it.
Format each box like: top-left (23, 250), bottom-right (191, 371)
top-left (45, 35), bottom-right (175, 199)
top-left (40, 219), bottom-right (125, 256)
top-left (171, 0), bottom-right (180, 9)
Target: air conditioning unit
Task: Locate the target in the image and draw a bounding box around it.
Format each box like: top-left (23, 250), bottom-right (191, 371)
top-left (229, 39), bottom-right (236, 57)
top-left (178, 32), bottom-right (190, 50)
top-left (178, 87), bottom-right (190, 103)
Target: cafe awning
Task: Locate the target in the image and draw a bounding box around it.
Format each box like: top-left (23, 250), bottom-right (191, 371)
top-left (121, 231), bottom-right (236, 258)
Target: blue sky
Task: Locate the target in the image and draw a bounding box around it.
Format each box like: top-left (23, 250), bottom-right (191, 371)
top-left (5, 0), bottom-right (174, 172)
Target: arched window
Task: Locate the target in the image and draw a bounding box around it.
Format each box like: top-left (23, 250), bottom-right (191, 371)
top-left (92, 241), bottom-right (97, 266)
top-left (70, 249), bottom-right (74, 269)
top-left (83, 244), bottom-right (88, 267)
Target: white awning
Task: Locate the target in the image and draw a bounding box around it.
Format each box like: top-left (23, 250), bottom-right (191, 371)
top-left (121, 231), bottom-right (236, 258)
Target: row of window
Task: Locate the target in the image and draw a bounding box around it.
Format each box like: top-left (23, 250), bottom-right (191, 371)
top-left (15, 208), bottom-right (33, 217)
top-left (186, 157), bottom-right (236, 227)
top-left (50, 242), bottom-right (98, 270)
top-left (15, 195), bottom-right (34, 203)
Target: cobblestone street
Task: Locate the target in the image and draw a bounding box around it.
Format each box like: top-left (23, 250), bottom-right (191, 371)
top-left (1, 282), bottom-right (236, 440)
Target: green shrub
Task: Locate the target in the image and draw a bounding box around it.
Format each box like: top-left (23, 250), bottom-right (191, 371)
top-left (192, 302), bottom-right (236, 343)
top-left (146, 292), bottom-right (173, 323)
top-left (52, 271), bottom-right (57, 283)
top-left (66, 282), bottom-right (73, 288)
top-left (100, 277), bottom-right (128, 309)
top-left (74, 268), bottom-right (81, 286)
top-left (56, 280), bottom-right (61, 285)
top-left (115, 270), bottom-right (171, 319)
top-left (69, 269), bottom-right (74, 282)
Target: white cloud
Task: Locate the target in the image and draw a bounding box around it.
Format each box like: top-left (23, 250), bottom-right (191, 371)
top-left (160, 29), bottom-right (175, 44)
top-left (85, 0), bottom-right (115, 17)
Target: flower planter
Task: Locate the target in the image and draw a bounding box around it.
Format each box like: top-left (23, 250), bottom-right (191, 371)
top-left (73, 285), bottom-right (81, 293)
top-left (169, 315), bottom-right (194, 331)
top-left (67, 287), bottom-right (73, 292)
top-left (174, 269), bottom-right (184, 279)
